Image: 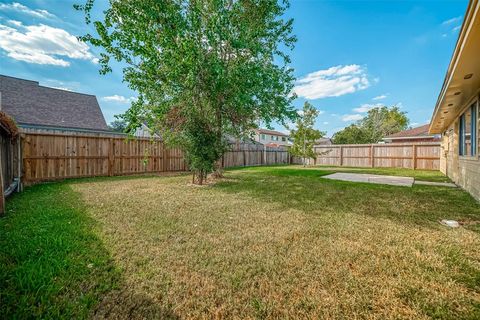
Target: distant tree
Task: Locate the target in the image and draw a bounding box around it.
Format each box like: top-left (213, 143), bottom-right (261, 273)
top-left (332, 106), bottom-right (409, 144)
top-left (108, 119), bottom-right (127, 133)
top-left (359, 106), bottom-right (409, 142)
top-left (289, 102), bottom-right (325, 166)
top-left (332, 124), bottom-right (368, 144)
top-left (76, 0), bottom-right (297, 184)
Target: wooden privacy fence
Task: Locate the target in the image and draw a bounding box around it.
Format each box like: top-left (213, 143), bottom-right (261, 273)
top-left (19, 133), bottom-right (442, 185)
top-left (222, 143), bottom-right (290, 167)
top-left (22, 133), bottom-right (186, 183)
top-left (313, 143), bottom-right (441, 170)
top-left (21, 133), bottom-right (291, 183)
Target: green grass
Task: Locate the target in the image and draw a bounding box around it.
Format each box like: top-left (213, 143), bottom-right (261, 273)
top-left (0, 183), bottom-right (120, 319)
top-left (1, 166), bottom-right (479, 319)
top-left (293, 165), bottom-right (452, 182)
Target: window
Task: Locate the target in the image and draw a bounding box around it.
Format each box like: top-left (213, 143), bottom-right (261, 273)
top-left (271, 135), bottom-right (278, 141)
top-left (459, 102), bottom-right (477, 156)
top-left (260, 134), bottom-right (266, 140)
top-left (281, 137), bottom-right (286, 142)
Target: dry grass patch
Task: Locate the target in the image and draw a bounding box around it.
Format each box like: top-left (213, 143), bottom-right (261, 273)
top-left (62, 167), bottom-right (480, 319)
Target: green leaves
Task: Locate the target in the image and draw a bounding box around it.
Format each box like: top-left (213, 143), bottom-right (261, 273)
top-left (77, 0), bottom-right (296, 182)
top-left (333, 106), bottom-right (409, 144)
top-left (289, 102), bottom-right (325, 162)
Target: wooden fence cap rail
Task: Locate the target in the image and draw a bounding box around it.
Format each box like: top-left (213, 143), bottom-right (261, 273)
top-left (315, 142), bottom-right (441, 148)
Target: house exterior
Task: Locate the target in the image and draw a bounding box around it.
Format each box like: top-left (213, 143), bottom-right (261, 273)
top-left (0, 75), bottom-right (112, 135)
top-left (133, 123), bottom-right (160, 138)
top-left (314, 137), bottom-right (332, 146)
top-left (254, 128), bottom-right (291, 147)
top-left (429, 0), bottom-right (480, 200)
top-left (383, 124), bottom-right (441, 143)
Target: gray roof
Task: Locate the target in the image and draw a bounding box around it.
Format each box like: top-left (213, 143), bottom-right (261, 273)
top-left (0, 75), bottom-right (108, 131)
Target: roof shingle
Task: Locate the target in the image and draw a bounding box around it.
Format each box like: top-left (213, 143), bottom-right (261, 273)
top-left (255, 128), bottom-right (288, 136)
top-left (0, 75), bottom-right (109, 131)
top-left (385, 124), bottom-right (432, 138)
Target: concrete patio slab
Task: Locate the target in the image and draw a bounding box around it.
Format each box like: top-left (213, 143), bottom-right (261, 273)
top-left (414, 181), bottom-right (457, 188)
top-left (322, 172), bottom-right (414, 187)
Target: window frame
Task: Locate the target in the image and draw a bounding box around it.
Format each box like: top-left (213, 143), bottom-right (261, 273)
top-left (471, 102), bottom-right (477, 156)
top-left (458, 99), bottom-right (478, 159)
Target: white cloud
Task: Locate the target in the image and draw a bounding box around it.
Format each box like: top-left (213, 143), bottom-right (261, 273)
top-left (452, 25), bottom-right (461, 32)
top-left (295, 64), bottom-right (371, 99)
top-left (323, 121), bottom-right (329, 125)
top-left (442, 16), bottom-right (462, 26)
top-left (341, 114), bottom-right (363, 122)
top-left (50, 86), bottom-right (72, 91)
top-left (0, 22), bottom-right (97, 66)
top-left (0, 2), bottom-right (55, 19)
top-left (372, 94), bottom-right (387, 101)
top-left (7, 20), bottom-right (22, 27)
top-left (353, 103), bottom-right (383, 113)
top-left (102, 95), bottom-right (135, 104)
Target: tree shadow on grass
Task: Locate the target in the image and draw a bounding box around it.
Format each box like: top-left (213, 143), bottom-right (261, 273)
top-left (0, 183), bottom-right (178, 319)
top-left (215, 167), bottom-right (480, 232)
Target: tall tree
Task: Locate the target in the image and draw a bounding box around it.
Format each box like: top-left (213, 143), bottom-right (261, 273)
top-left (332, 124), bottom-right (368, 144)
top-left (332, 106), bottom-right (409, 144)
top-left (108, 119), bottom-right (127, 133)
top-left (289, 102), bottom-right (325, 166)
top-left (76, 0), bottom-right (297, 184)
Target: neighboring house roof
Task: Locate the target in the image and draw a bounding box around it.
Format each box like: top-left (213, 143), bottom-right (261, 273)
top-left (314, 137), bottom-right (332, 145)
top-left (383, 124), bottom-right (440, 141)
top-left (256, 128), bottom-right (289, 136)
top-left (0, 74), bottom-right (109, 131)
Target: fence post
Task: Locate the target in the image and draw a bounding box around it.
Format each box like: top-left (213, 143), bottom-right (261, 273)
top-left (17, 136), bottom-right (23, 192)
top-left (163, 144), bottom-right (169, 171)
top-left (339, 146), bottom-right (344, 166)
top-left (412, 144), bottom-right (417, 170)
top-left (0, 146), bottom-right (4, 215)
top-left (370, 145), bottom-right (374, 168)
top-left (243, 149), bottom-right (246, 166)
top-left (108, 138), bottom-right (114, 176)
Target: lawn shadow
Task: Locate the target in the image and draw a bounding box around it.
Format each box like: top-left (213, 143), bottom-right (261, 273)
top-left (1, 183), bottom-right (178, 319)
top-left (215, 167), bottom-right (480, 232)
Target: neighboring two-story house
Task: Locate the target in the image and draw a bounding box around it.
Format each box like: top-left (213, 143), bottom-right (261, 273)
top-left (254, 128), bottom-right (291, 147)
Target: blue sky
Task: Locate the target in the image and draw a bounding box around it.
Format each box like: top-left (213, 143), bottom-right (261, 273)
top-left (0, 0), bottom-right (468, 136)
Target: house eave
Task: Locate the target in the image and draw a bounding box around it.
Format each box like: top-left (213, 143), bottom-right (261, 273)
top-left (383, 135), bottom-right (439, 141)
top-left (430, 0), bottom-right (480, 134)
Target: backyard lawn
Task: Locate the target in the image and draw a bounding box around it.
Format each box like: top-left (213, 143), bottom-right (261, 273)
top-left (1, 166), bottom-right (480, 319)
